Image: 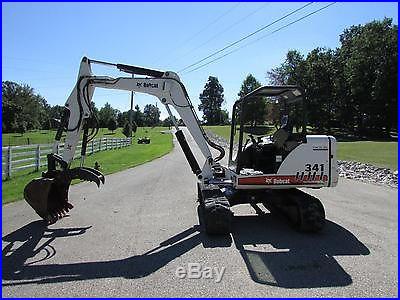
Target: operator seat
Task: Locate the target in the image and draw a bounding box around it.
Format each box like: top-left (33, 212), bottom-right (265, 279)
top-left (272, 128), bottom-right (290, 149)
top-left (273, 115), bottom-right (293, 149)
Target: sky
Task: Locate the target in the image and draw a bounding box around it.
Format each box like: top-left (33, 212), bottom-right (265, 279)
top-left (2, 2), bottom-right (398, 120)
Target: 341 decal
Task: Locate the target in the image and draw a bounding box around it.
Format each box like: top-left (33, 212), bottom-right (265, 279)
top-left (296, 163), bottom-right (327, 182)
top-left (304, 163), bottom-right (324, 172)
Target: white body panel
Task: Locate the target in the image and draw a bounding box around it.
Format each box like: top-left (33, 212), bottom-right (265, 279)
top-left (234, 135), bottom-right (338, 189)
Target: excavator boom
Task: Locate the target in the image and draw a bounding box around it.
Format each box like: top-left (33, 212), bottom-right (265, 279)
top-left (24, 57), bottom-right (223, 223)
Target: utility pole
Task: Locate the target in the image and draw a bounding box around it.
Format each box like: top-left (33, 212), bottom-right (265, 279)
top-left (129, 73), bottom-right (134, 136)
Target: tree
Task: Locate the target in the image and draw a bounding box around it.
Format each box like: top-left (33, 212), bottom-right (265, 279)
top-left (267, 50), bottom-right (306, 86)
top-left (198, 76), bottom-right (225, 125)
top-left (107, 118), bottom-right (117, 133)
top-left (143, 104), bottom-right (161, 127)
top-left (2, 81), bottom-right (51, 133)
top-left (98, 102), bottom-right (119, 128)
top-left (238, 74), bottom-right (262, 98)
top-left (117, 111), bottom-right (129, 128)
top-left (303, 48), bottom-right (336, 131)
top-left (266, 51), bottom-right (308, 130)
top-left (237, 74), bottom-right (264, 126)
top-left (122, 121), bottom-right (132, 137)
top-left (16, 121), bottom-right (27, 136)
top-left (48, 105), bottom-right (65, 129)
top-left (133, 104), bottom-right (144, 127)
top-left (265, 19), bottom-right (398, 138)
top-left (162, 115), bottom-right (177, 128)
top-left (337, 18), bottom-right (397, 137)
top-left (220, 109), bottom-right (230, 125)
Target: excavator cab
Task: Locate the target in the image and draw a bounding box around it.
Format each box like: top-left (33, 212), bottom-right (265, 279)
top-left (228, 86), bottom-right (306, 175)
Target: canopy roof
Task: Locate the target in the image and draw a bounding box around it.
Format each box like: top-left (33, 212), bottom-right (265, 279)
top-left (235, 85), bottom-right (304, 106)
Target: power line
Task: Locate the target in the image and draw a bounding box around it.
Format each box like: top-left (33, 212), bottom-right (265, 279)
top-left (193, 3), bottom-right (270, 52)
top-left (152, 2), bottom-right (241, 66)
top-left (165, 3), bottom-right (269, 67)
top-left (184, 2), bottom-right (337, 74)
top-left (177, 2), bottom-right (314, 73)
top-left (178, 2), bottom-right (242, 46)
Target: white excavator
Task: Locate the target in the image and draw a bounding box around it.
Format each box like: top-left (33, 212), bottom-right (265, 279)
top-left (24, 57), bottom-right (338, 233)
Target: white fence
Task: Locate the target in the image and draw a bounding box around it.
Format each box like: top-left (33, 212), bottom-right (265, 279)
top-left (2, 137), bottom-right (131, 179)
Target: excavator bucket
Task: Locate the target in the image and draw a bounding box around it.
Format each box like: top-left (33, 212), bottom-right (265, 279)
top-left (24, 177), bottom-right (72, 223)
top-left (23, 167), bottom-right (105, 223)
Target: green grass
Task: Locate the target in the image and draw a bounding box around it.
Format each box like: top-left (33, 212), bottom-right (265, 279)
top-left (2, 127), bottom-right (173, 204)
top-left (337, 141), bottom-right (397, 170)
top-left (205, 125), bottom-right (398, 170)
top-left (206, 125), bottom-right (233, 141)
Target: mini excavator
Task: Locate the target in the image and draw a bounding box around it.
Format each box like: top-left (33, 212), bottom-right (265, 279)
top-left (24, 57), bottom-right (338, 233)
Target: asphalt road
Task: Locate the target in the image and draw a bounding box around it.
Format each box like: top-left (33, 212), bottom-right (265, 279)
top-left (2, 129), bottom-right (398, 297)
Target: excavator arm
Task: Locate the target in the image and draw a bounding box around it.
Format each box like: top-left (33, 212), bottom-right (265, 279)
top-left (24, 57), bottom-right (224, 223)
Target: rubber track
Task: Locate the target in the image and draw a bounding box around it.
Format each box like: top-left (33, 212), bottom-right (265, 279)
top-left (199, 184), bottom-right (232, 235)
top-left (263, 189), bottom-right (325, 232)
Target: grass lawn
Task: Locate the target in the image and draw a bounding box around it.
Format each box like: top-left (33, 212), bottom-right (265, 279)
top-left (206, 125), bottom-right (233, 141)
top-left (205, 125), bottom-right (398, 170)
top-left (2, 127), bottom-right (173, 204)
top-left (337, 141), bottom-right (397, 170)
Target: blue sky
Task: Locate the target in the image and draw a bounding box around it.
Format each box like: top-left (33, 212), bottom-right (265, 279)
top-left (2, 2), bottom-right (398, 120)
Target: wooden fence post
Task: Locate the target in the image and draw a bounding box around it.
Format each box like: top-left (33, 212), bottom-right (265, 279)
top-left (6, 146), bottom-right (12, 178)
top-left (36, 145), bottom-right (40, 171)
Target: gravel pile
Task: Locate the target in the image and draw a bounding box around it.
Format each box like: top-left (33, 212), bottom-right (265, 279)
top-left (205, 130), bottom-right (398, 189)
top-left (337, 160), bottom-right (397, 188)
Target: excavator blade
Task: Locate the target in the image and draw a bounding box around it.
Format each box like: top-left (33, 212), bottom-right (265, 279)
top-left (23, 167), bottom-right (104, 223)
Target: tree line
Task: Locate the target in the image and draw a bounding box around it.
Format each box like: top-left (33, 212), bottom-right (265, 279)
top-left (197, 18), bottom-right (397, 138)
top-left (3, 19), bottom-right (397, 139)
top-left (2, 80), bottom-right (175, 135)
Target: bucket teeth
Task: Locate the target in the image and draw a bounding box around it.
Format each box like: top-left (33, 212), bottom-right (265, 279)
top-left (69, 167), bottom-right (105, 187)
top-left (76, 167), bottom-right (105, 184)
top-left (24, 167), bottom-right (104, 223)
